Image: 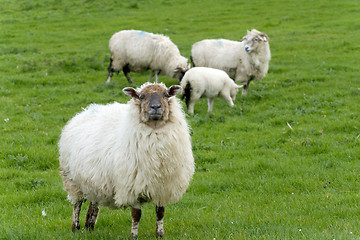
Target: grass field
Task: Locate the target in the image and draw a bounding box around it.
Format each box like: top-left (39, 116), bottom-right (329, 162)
top-left (1, 0), bottom-right (360, 239)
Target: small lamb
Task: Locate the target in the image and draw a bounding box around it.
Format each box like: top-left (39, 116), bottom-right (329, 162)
top-left (180, 67), bottom-right (243, 114)
top-left (191, 29), bottom-right (271, 95)
top-left (106, 30), bottom-right (190, 84)
top-left (59, 82), bottom-right (194, 238)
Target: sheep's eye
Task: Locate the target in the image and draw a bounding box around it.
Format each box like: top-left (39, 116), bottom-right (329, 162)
top-left (254, 37), bottom-right (259, 42)
top-left (139, 95), bottom-right (145, 100)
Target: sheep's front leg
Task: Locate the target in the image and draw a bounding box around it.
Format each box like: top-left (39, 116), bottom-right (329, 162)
top-left (187, 102), bottom-right (195, 115)
top-left (155, 206), bottom-right (165, 238)
top-left (148, 71), bottom-right (155, 82)
top-left (154, 70), bottom-right (161, 83)
top-left (242, 76), bottom-right (253, 95)
top-left (207, 98), bottom-right (214, 113)
top-left (148, 70), bottom-right (160, 83)
top-left (72, 200), bottom-right (83, 232)
top-left (224, 96), bottom-right (234, 107)
top-left (85, 201), bottom-right (99, 230)
top-left (242, 83), bottom-right (249, 95)
top-left (123, 65), bottom-right (133, 83)
top-left (130, 205), bottom-right (142, 239)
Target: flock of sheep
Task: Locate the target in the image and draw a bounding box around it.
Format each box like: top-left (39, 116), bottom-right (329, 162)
top-left (58, 29), bottom-right (271, 238)
top-left (106, 29), bottom-right (271, 114)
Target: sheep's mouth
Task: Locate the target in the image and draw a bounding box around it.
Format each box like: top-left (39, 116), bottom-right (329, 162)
top-left (149, 113), bottom-right (162, 121)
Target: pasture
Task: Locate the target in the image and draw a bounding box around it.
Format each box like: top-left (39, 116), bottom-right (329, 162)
top-left (1, 0), bottom-right (359, 239)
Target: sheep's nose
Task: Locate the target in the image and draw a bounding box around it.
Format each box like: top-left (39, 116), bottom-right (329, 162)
top-left (245, 46), bottom-right (251, 53)
top-left (151, 104), bottom-right (162, 110)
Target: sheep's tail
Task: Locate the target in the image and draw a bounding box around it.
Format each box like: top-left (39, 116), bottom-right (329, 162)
top-left (190, 55), bottom-right (196, 67)
top-left (181, 82), bottom-right (192, 109)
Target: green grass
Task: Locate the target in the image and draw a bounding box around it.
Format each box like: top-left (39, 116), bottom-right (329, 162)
top-left (1, 0), bottom-right (360, 239)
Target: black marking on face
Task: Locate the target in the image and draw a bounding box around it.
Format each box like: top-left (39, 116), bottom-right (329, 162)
top-left (148, 94), bottom-right (163, 121)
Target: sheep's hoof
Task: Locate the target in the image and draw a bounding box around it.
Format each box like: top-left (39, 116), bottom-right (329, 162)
top-left (71, 223), bottom-right (80, 232)
top-left (84, 223), bottom-right (95, 231)
top-left (128, 233), bottom-right (138, 239)
top-left (156, 231), bottom-right (164, 238)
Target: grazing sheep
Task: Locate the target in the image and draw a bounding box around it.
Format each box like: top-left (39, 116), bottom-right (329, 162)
top-left (59, 82), bottom-right (194, 238)
top-left (106, 30), bottom-right (190, 84)
top-left (191, 29), bottom-right (271, 95)
top-left (180, 67), bottom-right (243, 115)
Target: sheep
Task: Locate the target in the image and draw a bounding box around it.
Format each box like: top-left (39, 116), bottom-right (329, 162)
top-left (180, 67), bottom-right (243, 115)
top-left (190, 29), bottom-right (271, 95)
top-left (59, 82), bottom-right (195, 239)
top-left (106, 30), bottom-right (190, 84)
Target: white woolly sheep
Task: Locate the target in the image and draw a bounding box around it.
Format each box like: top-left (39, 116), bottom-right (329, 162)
top-left (59, 82), bottom-right (194, 239)
top-left (180, 67), bottom-right (243, 115)
top-left (106, 30), bottom-right (190, 84)
top-left (191, 29), bottom-right (271, 95)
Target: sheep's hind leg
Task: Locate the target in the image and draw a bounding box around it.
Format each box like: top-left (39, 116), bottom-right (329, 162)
top-left (129, 205), bottom-right (141, 239)
top-left (155, 206), bottom-right (165, 238)
top-left (85, 201), bottom-right (99, 231)
top-left (106, 58), bottom-right (114, 84)
top-left (72, 200), bottom-right (83, 232)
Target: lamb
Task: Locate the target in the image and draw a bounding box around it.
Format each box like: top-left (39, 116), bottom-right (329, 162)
top-left (191, 29), bottom-right (271, 95)
top-left (106, 30), bottom-right (190, 84)
top-left (59, 82), bottom-right (195, 238)
top-left (180, 67), bottom-right (243, 115)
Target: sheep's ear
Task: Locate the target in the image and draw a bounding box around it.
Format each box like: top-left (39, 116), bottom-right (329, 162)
top-left (236, 84), bottom-right (244, 89)
top-left (174, 65), bottom-right (189, 73)
top-left (168, 85), bottom-right (182, 97)
top-left (259, 33), bottom-right (269, 42)
top-left (123, 87), bottom-right (140, 99)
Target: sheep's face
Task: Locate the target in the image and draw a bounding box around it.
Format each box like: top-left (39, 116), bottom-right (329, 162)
top-left (242, 29), bottom-right (269, 54)
top-left (123, 83), bottom-right (182, 127)
top-left (174, 63), bottom-right (191, 83)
